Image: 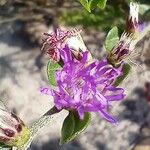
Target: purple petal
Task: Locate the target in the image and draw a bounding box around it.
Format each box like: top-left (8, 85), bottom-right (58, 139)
top-left (105, 94), bottom-right (125, 101)
top-left (98, 110), bottom-right (118, 124)
top-left (40, 87), bottom-right (52, 96)
top-left (77, 107), bottom-right (85, 120)
top-left (60, 45), bottom-right (72, 63)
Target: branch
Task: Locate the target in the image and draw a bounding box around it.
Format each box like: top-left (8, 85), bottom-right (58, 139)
top-left (16, 106), bottom-right (61, 150)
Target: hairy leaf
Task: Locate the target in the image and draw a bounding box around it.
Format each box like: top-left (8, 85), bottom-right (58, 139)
top-left (79, 0), bottom-right (107, 12)
top-left (139, 4), bottom-right (150, 15)
top-left (47, 61), bottom-right (62, 86)
top-left (0, 143), bottom-right (12, 150)
top-left (60, 111), bottom-right (91, 144)
top-left (105, 26), bottom-right (119, 52)
top-left (114, 63), bottom-right (131, 86)
top-left (79, 0), bottom-right (91, 12)
top-left (97, 0), bottom-right (107, 9)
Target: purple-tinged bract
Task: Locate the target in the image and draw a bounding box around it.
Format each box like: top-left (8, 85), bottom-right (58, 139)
top-left (41, 28), bottom-right (87, 62)
top-left (108, 33), bottom-right (136, 65)
top-left (126, 2), bottom-right (139, 35)
top-left (0, 104), bottom-right (30, 147)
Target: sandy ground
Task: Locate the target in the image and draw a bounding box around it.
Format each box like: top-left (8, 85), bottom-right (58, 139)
top-left (0, 22), bottom-right (150, 150)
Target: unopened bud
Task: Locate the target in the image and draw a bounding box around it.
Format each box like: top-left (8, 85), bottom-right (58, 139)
top-left (0, 107), bottom-right (30, 147)
top-left (108, 33), bottom-right (135, 65)
top-left (126, 2), bottom-right (139, 37)
top-left (41, 28), bottom-right (92, 62)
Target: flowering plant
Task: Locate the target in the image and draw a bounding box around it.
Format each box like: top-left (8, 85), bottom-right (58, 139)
top-left (0, 2), bottom-right (149, 150)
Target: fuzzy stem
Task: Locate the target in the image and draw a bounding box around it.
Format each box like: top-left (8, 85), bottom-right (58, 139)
top-left (16, 106), bottom-right (61, 150)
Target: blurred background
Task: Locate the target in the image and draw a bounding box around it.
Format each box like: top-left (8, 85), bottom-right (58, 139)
top-left (0, 0), bottom-right (150, 150)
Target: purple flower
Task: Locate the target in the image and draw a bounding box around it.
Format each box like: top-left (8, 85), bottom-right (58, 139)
top-left (41, 46), bottom-right (125, 123)
top-left (41, 28), bottom-right (89, 62)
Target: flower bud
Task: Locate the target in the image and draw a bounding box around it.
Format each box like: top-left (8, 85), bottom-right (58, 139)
top-left (41, 28), bottom-right (92, 62)
top-left (0, 106), bottom-right (30, 147)
top-left (126, 2), bottom-right (139, 36)
top-left (108, 33), bottom-right (136, 65)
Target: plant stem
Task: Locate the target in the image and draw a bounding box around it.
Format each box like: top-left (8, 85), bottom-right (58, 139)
top-left (17, 106), bottom-right (61, 150)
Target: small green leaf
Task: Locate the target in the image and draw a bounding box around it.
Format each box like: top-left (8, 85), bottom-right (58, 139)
top-left (60, 112), bottom-right (75, 144)
top-left (114, 63), bottom-right (131, 86)
top-left (79, 0), bottom-right (91, 12)
top-left (105, 26), bottom-right (119, 52)
top-left (88, 0), bottom-right (99, 10)
top-left (139, 4), bottom-right (150, 15)
top-left (79, 0), bottom-right (107, 11)
top-left (72, 112), bottom-right (91, 138)
top-left (97, 0), bottom-right (107, 9)
top-left (0, 143), bottom-right (12, 150)
top-left (47, 60), bottom-right (62, 86)
top-left (60, 111), bottom-right (91, 144)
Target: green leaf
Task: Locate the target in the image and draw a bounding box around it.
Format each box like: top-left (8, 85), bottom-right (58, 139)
top-left (105, 26), bottom-right (119, 52)
top-left (79, 0), bottom-right (107, 12)
top-left (79, 0), bottom-right (91, 12)
top-left (139, 4), bottom-right (150, 15)
top-left (60, 111), bottom-right (91, 144)
top-left (88, 0), bottom-right (99, 10)
top-left (114, 63), bottom-right (131, 86)
top-left (0, 143), bottom-right (12, 150)
top-left (72, 112), bottom-right (91, 138)
top-left (60, 112), bottom-right (75, 144)
top-left (97, 0), bottom-right (107, 9)
top-left (47, 60), bottom-right (62, 86)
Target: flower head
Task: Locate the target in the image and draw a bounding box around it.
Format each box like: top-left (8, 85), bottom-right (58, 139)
top-left (41, 46), bottom-right (125, 123)
top-left (108, 33), bottom-right (136, 65)
top-left (41, 28), bottom-right (88, 62)
top-left (0, 104), bottom-right (30, 147)
top-left (126, 2), bottom-right (139, 35)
